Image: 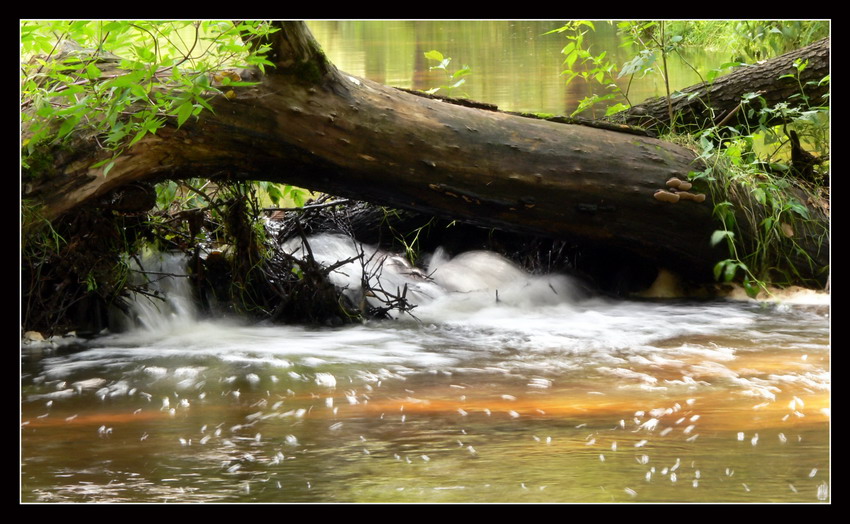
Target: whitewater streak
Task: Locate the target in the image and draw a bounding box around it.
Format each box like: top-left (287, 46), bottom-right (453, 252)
top-left (280, 233), bottom-right (583, 318)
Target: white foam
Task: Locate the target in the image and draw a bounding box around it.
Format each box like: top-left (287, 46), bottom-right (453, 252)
top-left (282, 234), bottom-right (584, 320)
top-left (44, 236), bottom-right (827, 398)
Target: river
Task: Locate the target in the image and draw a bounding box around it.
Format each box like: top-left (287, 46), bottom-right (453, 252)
top-left (21, 238), bottom-right (830, 503)
top-left (21, 21), bottom-right (829, 504)
top-left (306, 20), bottom-right (729, 116)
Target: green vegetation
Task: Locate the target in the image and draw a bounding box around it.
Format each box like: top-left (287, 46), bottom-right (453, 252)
top-left (667, 20), bottom-right (829, 62)
top-left (549, 20), bottom-right (829, 296)
top-left (688, 57), bottom-right (828, 295)
top-left (21, 21), bottom-right (277, 175)
top-left (423, 50), bottom-right (472, 97)
top-left (549, 20), bottom-right (708, 119)
top-left (547, 21), bottom-right (631, 117)
top-left (683, 125), bottom-right (827, 295)
top-left (20, 21), bottom-right (322, 333)
top-left (22, 199), bottom-right (139, 335)
top-left (20, 20), bottom-right (311, 216)
top-left (549, 20), bottom-right (828, 120)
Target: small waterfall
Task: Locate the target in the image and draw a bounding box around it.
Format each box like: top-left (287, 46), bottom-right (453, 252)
top-left (281, 233), bottom-right (582, 318)
top-left (281, 233), bottom-right (446, 308)
top-left (120, 252), bottom-right (198, 332)
top-left (116, 235), bottom-right (583, 331)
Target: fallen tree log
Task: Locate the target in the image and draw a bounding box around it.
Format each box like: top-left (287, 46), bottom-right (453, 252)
top-left (22, 22), bottom-right (829, 288)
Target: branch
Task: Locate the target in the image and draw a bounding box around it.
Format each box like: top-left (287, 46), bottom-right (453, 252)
top-left (267, 21), bottom-right (336, 82)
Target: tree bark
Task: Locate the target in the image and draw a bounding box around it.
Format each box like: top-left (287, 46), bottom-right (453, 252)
top-left (22, 22), bottom-right (829, 286)
top-left (617, 37), bottom-right (830, 131)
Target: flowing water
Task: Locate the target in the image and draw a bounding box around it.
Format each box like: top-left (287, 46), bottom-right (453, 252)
top-left (21, 237), bottom-right (830, 503)
top-left (21, 22), bottom-right (829, 504)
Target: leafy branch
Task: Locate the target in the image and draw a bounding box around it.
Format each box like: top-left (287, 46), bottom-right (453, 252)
top-left (423, 50), bottom-right (472, 97)
top-left (21, 20), bottom-right (277, 175)
top-left (547, 21), bottom-right (632, 117)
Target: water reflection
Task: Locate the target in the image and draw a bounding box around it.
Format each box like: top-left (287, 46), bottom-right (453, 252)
top-left (307, 20), bottom-right (727, 116)
top-left (22, 290), bottom-right (829, 502)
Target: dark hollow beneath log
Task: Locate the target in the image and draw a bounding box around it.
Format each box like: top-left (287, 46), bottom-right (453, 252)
top-left (269, 199), bottom-right (662, 296)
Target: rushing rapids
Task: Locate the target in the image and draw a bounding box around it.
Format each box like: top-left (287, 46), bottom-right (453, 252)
top-left (280, 233), bottom-right (583, 317)
top-left (21, 236), bottom-right (830, 503)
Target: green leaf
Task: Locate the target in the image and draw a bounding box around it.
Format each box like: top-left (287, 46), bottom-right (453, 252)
top-left (570, 93), bottom-right (617, 117)
top-left (452, 67), bottom-right (472, 79)
top-left (54, 102), bottom-right (88, 117)
top-left (47, 85), bottom-right (84, 98)
top-left (143, 117), bottom-right (165, 134)
top-left (564, 50), bottom-right (578, 71)
top-left (742, 278), bottom-right (760, 298)
top-left (544, 24), bottom-right (571, 35)
top-left (752, 187), bottom-right (767, 205)
top-left (85, 64), bottom-right (102, 80)
top-left (194, 95), bottom-right (215, 113)
top-left (57, 115), bottom-right (81, 138)
top-left (103, 71), bottom-right (146, 89)
top-left (130, 83), bottom-right (150, 100)
top-left (723, 260), bottom-right (739, 282)
top-left (618, 51), bottom-right (655, 79)
top-left (604, 103), bottom-right (630, 116)
top-left (222, 80), bottom-right (260, 87)
top-left (127, 128), bottom-right (148, 147)
top-left (698, 135), bottom-right (715, 155)
top-left (134, 44), bottom-right (155, 62)
top-left (102, 21), bottom-right (129, 33)
top-left (712, 201), bottom-right (735, 227)
top-left (90, 157), bottom-right (111, 169)
top-left (787, 200), bottom-right (810, 219)
top-left (710, 230), bottom-right (735, 247)
top-left (424, 50), bottom-right (444, 62)
top-left (176, 101), bottom-right (194, 127)
top-left (103, 160), bottom-right (116, 177)
top-left (713, 260), bottom-right (729, 281)
top-left (266, 184), bottom-right (283, 206)
top-left (290, 187), bottom-right (309, 207)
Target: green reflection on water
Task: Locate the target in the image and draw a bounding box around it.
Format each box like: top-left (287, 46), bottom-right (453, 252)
top-left (307, 20), bottom-right (727, 116)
